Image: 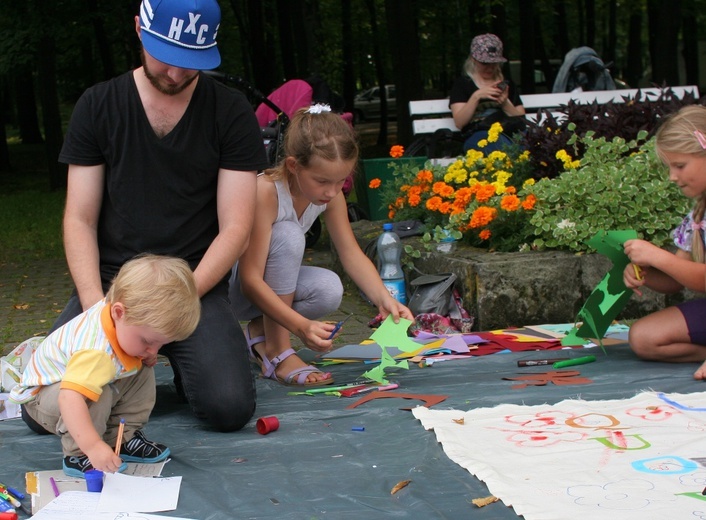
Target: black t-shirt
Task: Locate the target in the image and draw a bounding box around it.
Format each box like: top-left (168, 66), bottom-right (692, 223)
top-left (448, 76), bottom-right (522, 134)
top-left (59, 72), bottom-right (269, 282)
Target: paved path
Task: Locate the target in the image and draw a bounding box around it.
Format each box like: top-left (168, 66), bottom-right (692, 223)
top-left (0, 241), bottom-right (377, 356)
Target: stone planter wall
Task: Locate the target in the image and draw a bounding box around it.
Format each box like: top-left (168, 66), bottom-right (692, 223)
top-left (338, 220), bottom-right (698, 331)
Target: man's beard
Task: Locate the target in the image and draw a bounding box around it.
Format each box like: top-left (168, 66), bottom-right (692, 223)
top-left (140, 49), bottom-right (198, 96)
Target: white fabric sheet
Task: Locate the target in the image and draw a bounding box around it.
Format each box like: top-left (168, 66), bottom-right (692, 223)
top-left (413, 391), bottom-right (706, 519)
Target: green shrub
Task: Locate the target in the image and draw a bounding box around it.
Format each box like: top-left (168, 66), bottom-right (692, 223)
top-left (525, 129), bottom-right (690, 252)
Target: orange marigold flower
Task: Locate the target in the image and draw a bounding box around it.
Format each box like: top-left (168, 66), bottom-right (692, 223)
top-left (475, 184), bottom-right (496, 203)
top-left (504, 186), bottom-right (516, 194)
top-left (395, 197), bottom-right (405, 208)
top-left (390, 145), bottom-right (405, 158)
top-left (522, 194), bottom-right (537, 210)
top-left (408, 194), bottom-right (422, 206)
top-left (426, 196), bottom-right (443, 211)
top-left (388, 209), bottom-right (396, 219)
top-left (439, 201), bottom-right (452, 214)
top-left (500, 194), bottom-right (521, 211)
top-left (479, 229), bottom-right (491, 240)
top-left (369, 178), bottom-right (381, 189)
top-left (416, 169), bottom-right (433, 183)
top-left (432, 181), bottom-right (446, 194)
top-left (470, 206), bottom-right (497, 228)
top-left (455, 187), bottom-right (473, 206)
top-left (408, 185), bottom-right (422, 197)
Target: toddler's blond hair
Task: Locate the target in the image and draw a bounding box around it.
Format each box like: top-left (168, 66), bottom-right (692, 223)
top-left (106, 254), bottom-right (200, 341)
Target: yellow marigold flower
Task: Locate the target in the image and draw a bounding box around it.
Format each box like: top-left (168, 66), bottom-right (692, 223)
top-left (478, 139), bottom-right (488, 148)
top-left (479, 229), bottom-right (491, 240)
top-left (500, 194), bottom-right (521, 211)
top-left (465, 149), bottom-right (484, 164)
top-left (487, 150), bottom-right (507, 162)
top-left (426, 196), bottom-right (443, 211)
top-left (470, 206), bottom-right (497, 228)
top-left (522, 194), bottom-right (537, 210)
top-left (518, 150), bottom-right (530, 162)
top-left (416, 169), bottom-right (433, 183)
top-left (368, 178), bottom-right (381, 189)
top-left (487, 122), bottom-right (503, 143)
top-left (570, 159), bottom-right (581, 169)
top-left (522, 178), bottom-right (535, 188)
top-left (390, 145), bottom-right (405, 158)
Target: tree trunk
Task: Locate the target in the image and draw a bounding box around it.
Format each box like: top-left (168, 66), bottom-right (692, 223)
top-left (585, 0), bottom-right (595, 48)
top-left (364, 0), bottom-right (388, 146)
top-left (0, 79), bottom-right (11, 173)
top-left (86, 0), bottom-right (115, 80)
top-left (14, 67), bottom-right (43, 145)
top-left (384, 0), bottom-right (423, 147)
top-left (647, 0), bottom-right (682, 85)
top-left (340, 0), bottom-right (355, 114)
top-left (625, 8), bottom-right (643, 88)
top-left (36, 35), bottom-right (66, 191)
top-left (681, 0), bottom-right (699, 86)
top-left (518, 0), bottom-right (536, 95)
top-left (276, 0), bottom-right (298, 79)
top-left (604, 0), bottom-right (617, 66)
top-left (553, 1), bottom-right (570, 57)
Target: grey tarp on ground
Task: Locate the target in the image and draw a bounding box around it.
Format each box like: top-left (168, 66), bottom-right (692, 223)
top-left (1, 343), bottom-right (703, 519)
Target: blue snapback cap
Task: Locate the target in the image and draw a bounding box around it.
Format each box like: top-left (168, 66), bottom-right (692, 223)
top-left (139, 0), bottom-right (221, 70)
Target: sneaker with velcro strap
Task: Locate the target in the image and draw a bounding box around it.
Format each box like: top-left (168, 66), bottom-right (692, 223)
top-left (63, 454), bottom-right (127, 478)
top-left (119, 429), bottom-right (170, 463)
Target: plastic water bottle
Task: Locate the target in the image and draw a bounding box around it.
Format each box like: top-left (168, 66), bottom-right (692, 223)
top-left (377, 223), bottom-right (407, 304)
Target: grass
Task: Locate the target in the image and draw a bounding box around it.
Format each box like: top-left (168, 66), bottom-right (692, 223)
top-left (0, 144), bottom-right (66, 263)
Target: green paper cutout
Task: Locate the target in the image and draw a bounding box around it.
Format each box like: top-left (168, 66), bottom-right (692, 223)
top-left (370, 315), bottom-right (418, 352)
top-left (562, 230), bottom-right (637, 351)
top-left (561, 326), bottom-right (587, 346)
top-left (362, 315), bottom-right (415, 383)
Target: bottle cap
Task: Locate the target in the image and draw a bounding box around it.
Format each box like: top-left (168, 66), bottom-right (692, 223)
top-left (383, 223), bottom-right (393, 231)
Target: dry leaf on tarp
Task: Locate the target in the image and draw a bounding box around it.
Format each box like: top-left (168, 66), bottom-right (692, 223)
top-left (471, 495), bottom-right (498, 507)
top-left (391, 480), bottom-right (411, 495)
top-left (452, 417), bottom-right (464, 425)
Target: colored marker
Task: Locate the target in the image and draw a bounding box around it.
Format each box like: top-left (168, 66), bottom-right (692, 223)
top-left (0, 496), bottom-right (14, 513)
top-left (553, 355), bottom-right (597, 369)
top-left (633, 264), bottom-right (643, 281)
top-left (0, 511), bottom-right (18, 520)
top-left (517, 358), bottom-right (569, 367)
top-left (49, 477), bottom-right (60, 498)
top-left (304, 383), bottom-right (364, 395)
top-left (327, 314), bottom-right (353, 340)
top-left (339, 383), bottom-right (399, 397)
top-left (0, 484), bottom-right (24, 501)
top-left (0, 493), bottom-right (18, 510)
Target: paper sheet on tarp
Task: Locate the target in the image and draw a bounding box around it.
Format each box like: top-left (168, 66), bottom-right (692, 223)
top-left (414, 391), bottom-right (706, 520)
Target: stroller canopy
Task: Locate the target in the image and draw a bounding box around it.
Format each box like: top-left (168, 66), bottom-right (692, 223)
top-left (552, 46), bottom-right (616, 93)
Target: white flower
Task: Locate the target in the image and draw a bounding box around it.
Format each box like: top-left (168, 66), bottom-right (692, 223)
top-left (556, 219), bottom-right (575, 230)
top-left (307, 103), bottom-right (332, 114)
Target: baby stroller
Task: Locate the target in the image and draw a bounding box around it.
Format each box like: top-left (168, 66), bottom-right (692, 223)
top-left (206, 73), bottom-right (366, 247)
top-left (552, 47), bottom-right (616, 93)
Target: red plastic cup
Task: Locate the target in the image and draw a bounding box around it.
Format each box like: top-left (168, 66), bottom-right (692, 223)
top-left (256, 416), bottom-right (279, 435)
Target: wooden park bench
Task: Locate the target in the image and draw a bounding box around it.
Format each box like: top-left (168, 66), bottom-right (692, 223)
top-left (407, 85), bottom-right (701, 155)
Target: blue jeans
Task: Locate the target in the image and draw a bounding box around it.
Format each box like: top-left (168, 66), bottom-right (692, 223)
top-left (50, 281), bottom-right (256, 433)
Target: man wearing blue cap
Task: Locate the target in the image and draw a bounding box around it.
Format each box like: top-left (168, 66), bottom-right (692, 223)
top-left (54, 0), bottom-right (269, 432)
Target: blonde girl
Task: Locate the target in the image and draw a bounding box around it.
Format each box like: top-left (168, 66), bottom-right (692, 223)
top-left (624, 104), bottom-right (706, 379)
top-left (230, 106), bottom-right (413, 386)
